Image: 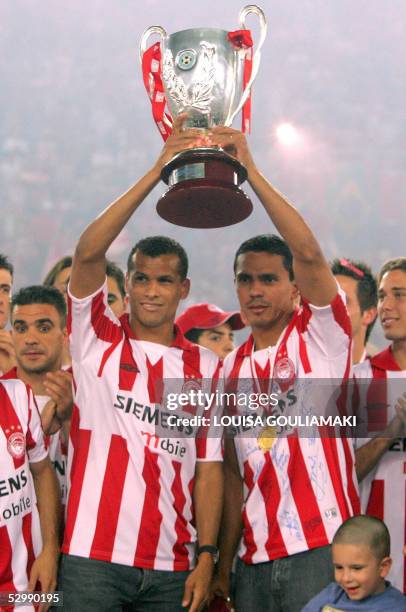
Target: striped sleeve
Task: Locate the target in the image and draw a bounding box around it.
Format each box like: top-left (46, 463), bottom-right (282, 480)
top-left (67, 279), bottom-right (122, 364)
top-left (301, 287), bottom-right (351, 360)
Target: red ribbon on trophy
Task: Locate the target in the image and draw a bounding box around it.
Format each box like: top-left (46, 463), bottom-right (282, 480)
top-left (141, 42), bottom-right (173, 141)
top-left (227, 29), bottom-right (254, 134)
top-left (141, 30), bottom-right (254, 141)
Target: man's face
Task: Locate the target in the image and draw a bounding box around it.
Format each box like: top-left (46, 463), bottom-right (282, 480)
top-left (335, 275), bottom-right (363, 337)
top-left (53, 266), bottom-right (71, 302)
top-left (197, 323), bottom-right (235, 360)
top-left (378, 269), bottom-right (406, 341)
top-left (107, 276), bottom-right (126, 318)
top-left (235, 252), bottom-right (297, 331)
top-left (12, 303), bottom-right (67, 374)
top-left (126, 252), bottom-right (189, 330)
top-left (0, 269), bottom-right (12, 329)
top-left (333, 543), bottom-right (389, 600)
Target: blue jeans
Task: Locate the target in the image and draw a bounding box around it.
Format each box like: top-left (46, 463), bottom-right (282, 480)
top-left (58, 554), bottom-right (190, 611)
top-left (234, 545), bottom-right (334, 612)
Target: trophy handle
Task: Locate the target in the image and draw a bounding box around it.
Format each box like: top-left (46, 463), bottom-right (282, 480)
top-left (228, 5), bottom-right (267, 124)
top-left (139, 25), bottom-right (167, 63)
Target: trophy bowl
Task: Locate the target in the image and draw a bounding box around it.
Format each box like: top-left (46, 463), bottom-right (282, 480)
top-left (140, 5), bottom-right (267, 229)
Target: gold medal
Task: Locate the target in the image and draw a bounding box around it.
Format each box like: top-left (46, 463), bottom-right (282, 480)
top-left (257, 425), bottom-right (277, 451)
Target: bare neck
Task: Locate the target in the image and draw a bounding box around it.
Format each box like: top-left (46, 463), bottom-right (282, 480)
top-left (251, 312), bottom-right (294, 351)
top-left (392, 338), bottom-right (406, 370)
top-left (352, 331), bottom-right (367, 364)
top-left (130, 317), bottom-right (175, 347)
top-left (16, 367), bottom-right (48, 396)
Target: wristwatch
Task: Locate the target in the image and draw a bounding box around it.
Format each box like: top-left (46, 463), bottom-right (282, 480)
top-left (197, 545), bottom-right (219, 563)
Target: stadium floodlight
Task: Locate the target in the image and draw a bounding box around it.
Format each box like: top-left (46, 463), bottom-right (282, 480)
top-left (276, 122), bottom-right (300, 146)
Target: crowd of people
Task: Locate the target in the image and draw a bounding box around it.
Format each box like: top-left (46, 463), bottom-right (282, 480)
top-left (1, 119), bottom-right (406, 612)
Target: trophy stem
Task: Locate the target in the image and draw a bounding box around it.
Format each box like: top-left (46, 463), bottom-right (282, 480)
top-left (158, 148), bottom-right (253, 229)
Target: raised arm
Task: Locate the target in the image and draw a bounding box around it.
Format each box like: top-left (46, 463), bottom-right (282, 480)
top-left (70, 116), bottom-right (202, 298)
top-left (207, 128), bottom-right (338, 307)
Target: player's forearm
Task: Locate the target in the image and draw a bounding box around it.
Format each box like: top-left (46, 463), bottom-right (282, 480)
top-left (355, 437), bottom-right (395, 482)
top-left (75, 168), bottom-right (160, 263)
top-left (216, 470), bottom-right (244, 578)
top-left (356, 415), bottom-right (404, 481)
top-left (247, 167), bottom-right (324, 264)
top-left (193, 462), bottom-right (224, 549)
top-left (32, 461), bottom-right (60, 551)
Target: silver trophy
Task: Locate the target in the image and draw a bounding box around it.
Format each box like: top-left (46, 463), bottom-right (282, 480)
top-left (140, 5), bottom-right (267, 228)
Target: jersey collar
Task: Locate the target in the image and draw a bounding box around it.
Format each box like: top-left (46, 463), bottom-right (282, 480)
top-left (119, 313), bottom-right (194, 351)
top-left (370, 345), bottom-right (402, 371)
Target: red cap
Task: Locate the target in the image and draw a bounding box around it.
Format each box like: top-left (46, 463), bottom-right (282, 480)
top-left (176, 303), bottom-right (245, 335)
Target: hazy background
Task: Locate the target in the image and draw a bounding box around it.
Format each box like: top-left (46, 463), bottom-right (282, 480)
top-left (1, 0), bottom-right (405, 346)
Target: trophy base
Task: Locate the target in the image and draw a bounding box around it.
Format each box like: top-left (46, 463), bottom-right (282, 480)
top-left (158, 148), bottom-right (253, 229)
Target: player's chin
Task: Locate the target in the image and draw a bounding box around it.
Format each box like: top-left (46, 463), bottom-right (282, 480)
top-left (140, 314), bottom-right (167, 328)
top-left (383, 329), bottom-right (403, 341)
top-left (21, 359), bottom-right (47, 373)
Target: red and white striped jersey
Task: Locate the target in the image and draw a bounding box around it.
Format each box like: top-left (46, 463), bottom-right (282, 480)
top-left (1, 369), bottom-right (68, 508)
top-left (354, 347), bottom-right (406, 593)
top-left (35, 396), bottom-right (68, 507)
top-left (0, 379), bottom-right (46, 594)
top-left (63, 281), bottom-right (222, 570)
top-left (223, 291), bottom-right (359, 564)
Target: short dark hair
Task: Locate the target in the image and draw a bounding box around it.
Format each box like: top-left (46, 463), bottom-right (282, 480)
top-left (106, 261), bottom-right (126, 298)
top-left (333, 515), bottom-right (390, 560)
top-left (378, 257), bottom-right (406, 285)
top-left (0, 253), bottom-right (14, 277)
top-left (127, 236), bottom-right (188, 280)
top-left (11, 285), bottom-right (67, 327)
top-left (233, 234), bottom-right (294, 280)
top-left (184, 329), bottom-right (204, 344)
top-left (331, 258), bottom-right (377, 342)
top-left (43, 256), bottom-right (72, 286)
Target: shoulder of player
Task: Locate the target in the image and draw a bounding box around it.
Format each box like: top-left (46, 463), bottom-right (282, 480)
top-left (0, 378), bottom-right (32, 418)
top-left (368, 345), bottom-right (404, 373)
top-left (353, 358), bottom-right (374, 379)
top-left (192, 343), bottom-right (221, 375)
top-left (0, 366), bottom-right (19, 381)
top-left (222, 340), bottom-right (251, 376)
top-left (0, 377), bottom-right (27, 394)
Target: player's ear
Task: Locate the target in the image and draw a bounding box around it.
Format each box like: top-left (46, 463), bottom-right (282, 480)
top-left (291, 282), bottom-right (299, 302)
top-left (180, 278), bottom-right (190, 300)
top-left (362, 306), bottom-right (377, 327)
top-left (379, 556), bottom-right (392, 578)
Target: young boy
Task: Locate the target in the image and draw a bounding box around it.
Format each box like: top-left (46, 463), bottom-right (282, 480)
top-left (302, 515), bottom-right (406, 611)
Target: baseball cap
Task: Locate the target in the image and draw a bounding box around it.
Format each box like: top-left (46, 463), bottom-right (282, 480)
top-left (176, 303), bottom-right (245, 335)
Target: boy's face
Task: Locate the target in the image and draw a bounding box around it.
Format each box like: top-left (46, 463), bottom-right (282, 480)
top-left (197, 323), bottom-right (235, 359)
top-left (333, 543), bottom-right (391, 601)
